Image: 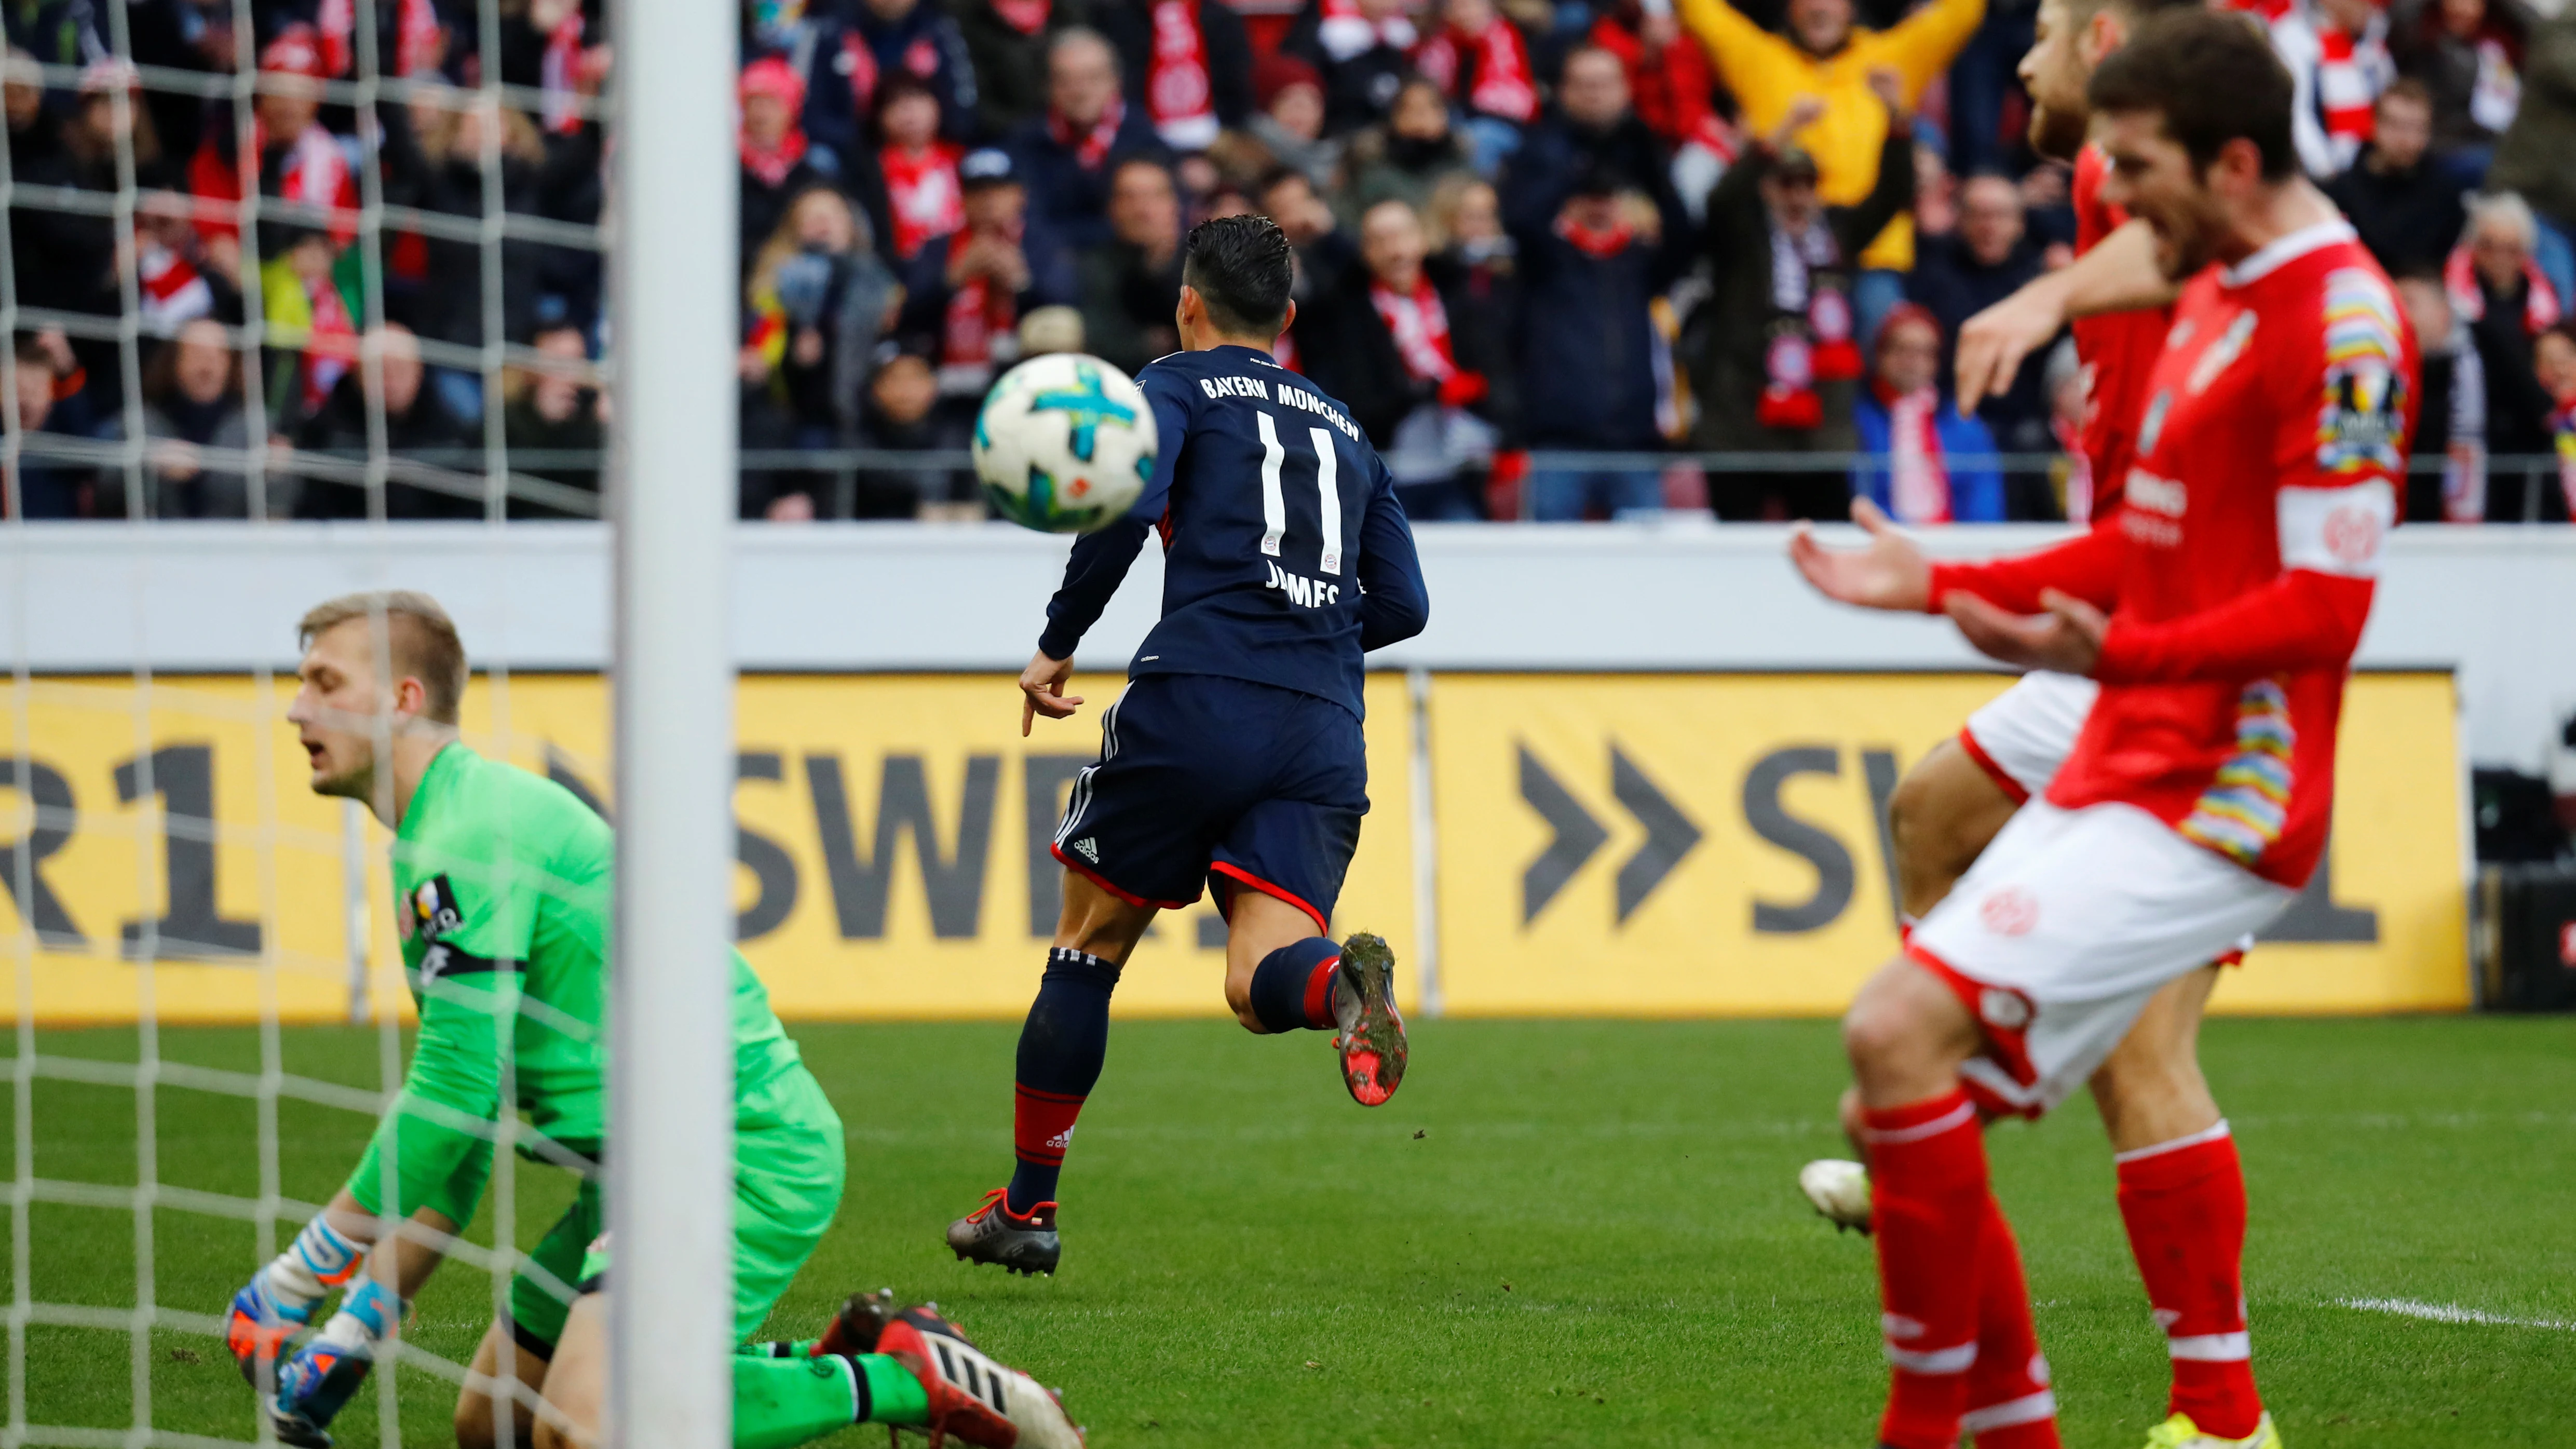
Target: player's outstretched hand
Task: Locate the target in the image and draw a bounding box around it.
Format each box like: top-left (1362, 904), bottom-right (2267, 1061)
top-left (1943, 588), bottom-right (2107, 674)
top-left (1954, 277), bottom-right (2067, 415)
top-left (1019, 651), bottom-right (1083, 737)
top-left (1787, 497), bottom-right (1931, 612)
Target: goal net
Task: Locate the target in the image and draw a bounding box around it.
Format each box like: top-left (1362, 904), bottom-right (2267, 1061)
top-left (1, 0), bottom-right (736, 1442)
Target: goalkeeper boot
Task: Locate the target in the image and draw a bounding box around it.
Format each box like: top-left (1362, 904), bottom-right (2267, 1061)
top-left (268, 1340), bottom-right (374, 1449)
top-left (1799, 1159), bottom-right (1873, 1233)
top-left (1332, 932), bottom-right (1405, 1107)
top-left (225, 1277), bottom-right (314, 1385)
top-left (945, 1188), bottom-right (1061, 1277)
top-left (877, 1304), bottom-right (1082, 1448)
top-left (2141, 1411), bottom-right (2283, 1449)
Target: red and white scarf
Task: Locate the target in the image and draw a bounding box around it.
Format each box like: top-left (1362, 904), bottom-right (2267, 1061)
top-left (1049, 96), bottom-right (1126, 170)
top-left (2445, 243), bottom-right (2565, 334)
top-left (137, 236), bottom-right (212, 331)
top-left (1413, 16), bottom-right (1537, 124)
top-left (2314, 16), bottom-right (2389, 171)
top-left (317, 0), bottom-right (444, 78)
top-left (991, 0), bottom-right (1051, 33)
top-left (199, 120), bottom-right (357, 244)
top-left (1145, 0), bottom-right (1219, 150)
top-left (882, 141), bottom-right (966, 259)
top-left (939, 221), bottom-right (1024, 389)
top-left (1371, 278), bottom-right (1455, 382)
top-left (276, 123), bottom-right (353, 222)
top-left (1373, 276), bottom-right (1492, 407)
top-left (1316, 0), bottom-right (1414, 62)
top-left (1756, 215), bottom-right (1858, 431)
top-left (540, 8), bottom-right (587, 135)
top-left (1878, 383), bottom-right (1952, 523)
top-left (941, 272), bottom-right (1018, 390)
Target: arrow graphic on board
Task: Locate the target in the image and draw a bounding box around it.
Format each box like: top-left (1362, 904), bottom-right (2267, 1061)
top-left (1517, 743), bottom-right (1704, 927)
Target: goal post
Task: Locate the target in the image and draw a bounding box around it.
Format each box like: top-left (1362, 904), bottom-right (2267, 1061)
top-left (606, 1), bottom-right (740, 1449)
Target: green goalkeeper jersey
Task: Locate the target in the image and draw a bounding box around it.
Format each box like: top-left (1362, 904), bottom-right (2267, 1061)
top-left (347, 742), bottom-right (806, 1224)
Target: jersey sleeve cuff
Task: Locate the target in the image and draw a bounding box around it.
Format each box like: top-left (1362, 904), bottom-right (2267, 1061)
top-left (2089, 619), bottom-right (2156, 683)
top-left (1035, 625), bottom-right (1079, 662)
top-left (1923, 561), bottom-right (1969, 614)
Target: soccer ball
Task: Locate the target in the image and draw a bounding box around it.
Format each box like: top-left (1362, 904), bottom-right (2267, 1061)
top-left (972, 353), bottom-right (1158, 533)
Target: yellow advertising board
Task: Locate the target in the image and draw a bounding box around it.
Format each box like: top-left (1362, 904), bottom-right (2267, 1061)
top-left (1428, 671), bottom-right (2466, 1016)
top-left (0, 672), bottom-right (1416, 1024)
top-left (0, 670), bottom-right (2459, 1023)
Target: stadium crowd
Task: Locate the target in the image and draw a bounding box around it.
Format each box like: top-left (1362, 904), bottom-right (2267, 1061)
top-left (5, 0), bottom-right (2575, 520)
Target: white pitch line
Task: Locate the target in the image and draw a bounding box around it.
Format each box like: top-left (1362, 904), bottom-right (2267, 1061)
top-left (2337, 1297), bottom-right (2576, 1331)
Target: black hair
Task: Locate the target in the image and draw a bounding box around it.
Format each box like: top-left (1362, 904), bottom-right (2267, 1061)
top-left (2088, 9), bottom-right (2297, 182)
top-left (1183, 213), bottom-right (1294, 337)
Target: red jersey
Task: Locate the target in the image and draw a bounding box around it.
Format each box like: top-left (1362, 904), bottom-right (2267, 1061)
top-left (1929, 222), bottom-right (2416, 888)
top-left (2068, 144), bottom-right (2170, 517)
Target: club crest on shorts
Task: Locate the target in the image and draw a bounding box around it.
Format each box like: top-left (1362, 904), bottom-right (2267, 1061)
top-left (1978, 886), bottom-right (2039, 937)
top-left (405, 874), bottom-right (465, 942)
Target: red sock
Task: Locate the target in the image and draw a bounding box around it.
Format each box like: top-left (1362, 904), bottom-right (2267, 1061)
top-left (2117, 1123), bottom-right (2260, 1439)
top-left (1963, 1194), bottom-right (2059, 1449)
top-left (1301, 957), bottom-right (1339, 1028)
top-left (1864, 1089), bottom-right (1988, 1449)
top-left (1007, 1085), bottom-right (1087, 1212)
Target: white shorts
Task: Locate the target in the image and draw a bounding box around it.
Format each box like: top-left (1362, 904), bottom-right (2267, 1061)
top-left (1909, 800), bottom-right (2295, 1118)
top-left (1958, 672), bottom-right (2099, 802)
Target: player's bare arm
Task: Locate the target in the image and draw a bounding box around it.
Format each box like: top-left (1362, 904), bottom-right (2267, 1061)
top-left (1955, 218), bottom-right (2177, 408)
top-left (1786, 498), bottom-right (1932, 612)
top-left (1943, 588), bottom-right (2109, 674)
top-left (1019, 649), bottom-right (1083, 735)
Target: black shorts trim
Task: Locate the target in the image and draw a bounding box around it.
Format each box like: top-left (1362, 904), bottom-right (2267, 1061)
top-left (508, 1315), bottom-right (559, 1363)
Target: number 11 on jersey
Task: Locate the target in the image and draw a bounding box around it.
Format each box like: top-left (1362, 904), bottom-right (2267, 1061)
top-left (1255, 412), bottom-right (1343, 576)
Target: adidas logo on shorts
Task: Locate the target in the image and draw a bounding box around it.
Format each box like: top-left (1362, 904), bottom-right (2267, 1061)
top-left (1070, 837), bottom-right (1100, 863)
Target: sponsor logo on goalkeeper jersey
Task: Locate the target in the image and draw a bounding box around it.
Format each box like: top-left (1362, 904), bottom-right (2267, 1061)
top-left (405, 874), bottom-right (465, 942)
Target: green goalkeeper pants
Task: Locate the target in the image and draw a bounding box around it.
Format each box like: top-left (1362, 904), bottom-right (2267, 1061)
top-left (570, 1062), bottom-right (846, 1346)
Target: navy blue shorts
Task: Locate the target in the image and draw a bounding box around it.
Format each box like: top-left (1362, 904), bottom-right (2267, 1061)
top-left (1051, 674), bottom-right (1368, 932)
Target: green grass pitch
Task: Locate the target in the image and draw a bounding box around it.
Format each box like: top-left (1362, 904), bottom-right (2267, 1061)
top-left (12, 1015), bottom-right (2576, 1448)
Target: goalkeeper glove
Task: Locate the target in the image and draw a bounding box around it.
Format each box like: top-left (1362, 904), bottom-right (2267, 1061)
top-left (226, 1214), bottom-right (364, 1380)
top-left (270, 1277), bottom-right (405, 1449)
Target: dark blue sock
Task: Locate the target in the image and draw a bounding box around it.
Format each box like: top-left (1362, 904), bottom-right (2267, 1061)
top-left (1007, 947), bottom-right (1120, 1214)
top-left (1246, 936), bottom-right (1343, 1035)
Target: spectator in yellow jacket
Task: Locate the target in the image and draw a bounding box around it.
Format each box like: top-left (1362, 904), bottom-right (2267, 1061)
top-left (1674, 0), bottom-right (1984, 275)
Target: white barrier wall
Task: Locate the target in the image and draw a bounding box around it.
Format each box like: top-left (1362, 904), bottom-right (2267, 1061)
top-left (8, 520), bottom-right (2573, 767)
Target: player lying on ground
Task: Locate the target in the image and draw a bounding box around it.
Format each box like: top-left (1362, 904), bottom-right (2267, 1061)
top-left (223, 591), bottom-right (1080, 1449)
top-left (1792, 0), bottom-right (2282, 1445)
top-left (1788, 12), bottom-right (2412, 1448)
top-left (946, 214), bottom-right (1431, 1277)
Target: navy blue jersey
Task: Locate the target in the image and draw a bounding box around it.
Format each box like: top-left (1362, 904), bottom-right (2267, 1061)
top-left (1037, 345), bottom-right (1430, 719)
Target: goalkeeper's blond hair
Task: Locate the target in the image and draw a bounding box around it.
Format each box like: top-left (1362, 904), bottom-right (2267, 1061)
top-left (297, 591), bottom-right (468, 725)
